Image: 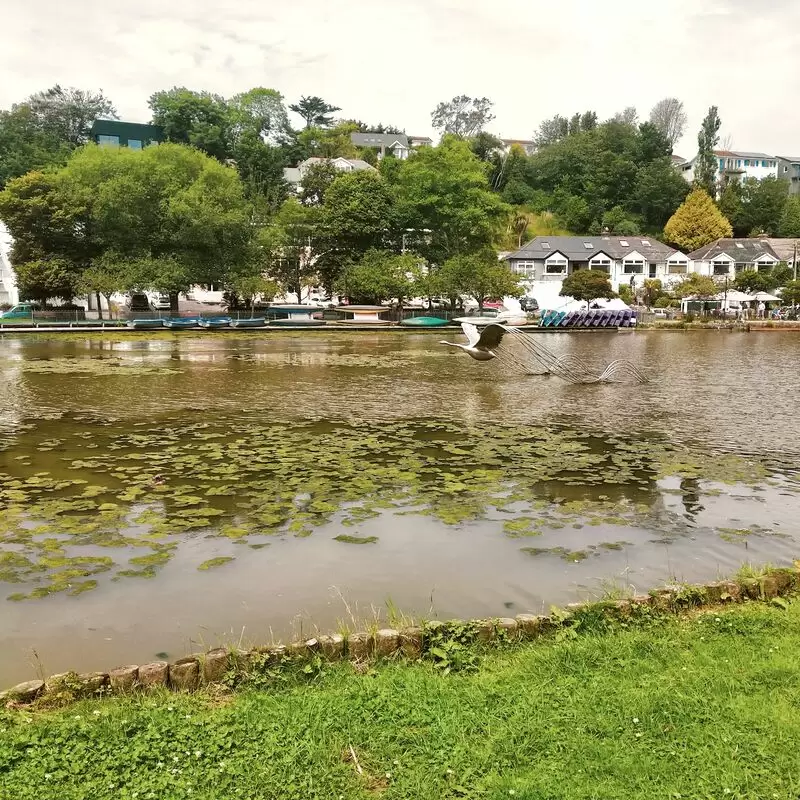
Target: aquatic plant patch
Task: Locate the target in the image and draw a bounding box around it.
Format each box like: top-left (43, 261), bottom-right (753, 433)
top-left (0, 415), bottom-right (796, 600)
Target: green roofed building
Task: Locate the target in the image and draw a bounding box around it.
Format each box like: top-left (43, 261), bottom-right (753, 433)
top-left (89, 119), bottom-right (163, 150)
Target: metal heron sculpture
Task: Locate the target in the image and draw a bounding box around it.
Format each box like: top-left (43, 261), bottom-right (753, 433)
top-left (441, 323), bottom-right (648, 385)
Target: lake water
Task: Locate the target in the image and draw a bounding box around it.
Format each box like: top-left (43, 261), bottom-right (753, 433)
top-left (0, 330), bottom-right (798, 684)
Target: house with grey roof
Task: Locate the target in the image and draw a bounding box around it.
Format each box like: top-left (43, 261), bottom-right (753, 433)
top-left (409, 135), bottom-right (434, 148)
top-left (283, 157), bottom-right (377, 194)
top-left (351, 132), bottom-right (409, 160)
top-left (503, 236), bottom-right (686, 306)
top-left (688, 238), bottom-right (799, 277)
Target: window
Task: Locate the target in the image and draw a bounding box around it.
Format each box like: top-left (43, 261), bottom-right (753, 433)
top-left (756, 261), bottom-right (775, 272)
top-left (512, 260), bottom-right (536, 277)
top-left (545, 258), bottom-right (568, 274)
top-left (648, 263), bottom-right (657, 278)
top-left (540, 241), bottom-right (550, 249)
top-left (668, 263), bottom-right (687, 275)
top-left (744, 160), bottom-right (750, 167)
top-left (127, 139), bottom-right (143, 150)
top-left (712, 261), bottom-right (730, 275)
top-left (735, 242), bottom-right (744, 249)
top-left (736, 160), bottom-right (741, 168)
top-left (623, 259), bottom-right (644, 274)
top-left (719, 158), bottom-right (725, 169)
top-left (762, 160), bottom-right (768, 168)
top-left (583, 242), bottom-right (593, 249)
top-left (97, 134), bottom-right (119, 147)
top-left (641, 239), bottom-right (651, 247)
top-left (590, 258), bottom-right (611, 273)
top-left (620, 240), bottom-right (629, 247)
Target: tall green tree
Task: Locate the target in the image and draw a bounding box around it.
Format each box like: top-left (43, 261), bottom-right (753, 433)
top-left (694, 106), bottom-right (722, 196)
top-left (740, 176), bottom-right (789, 236)
top-left (299, 160), bottom-right (340, 205)
top-left (389, 136), bottom-right (508, 265)
top-left (148, 88), bottom-right (231, 160)
top-left (338, 249), bottom-right (422, 313)
top-left (229, 87), bottom-right (290, 145)
top-left (289, 96), bottom-right (341, 129)
top-left (258, 198), bottom-right (320, 301)
top-left (315, 170), bottom-right (396, 288)
top-left (778, 195), bottom-right (800, 237)
top-left (25, 85), bottom-right (116, 146)
top-left (718, 179), bottom-right (745, 236)
top-left (0, 143), bottom-right (253, 306)
top-left (436, 252), bottom-right (521, 312)
top-left (430, 96), bottom-right (494, 139)
top-left (632, 157), bottom-right (690, 228)
top-left (663, 188), bottom-right (732, 251)
top-left (0, 106), bottom-right (72, 188)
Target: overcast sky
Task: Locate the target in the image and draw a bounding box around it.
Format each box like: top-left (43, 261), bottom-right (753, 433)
top-left (3, 0), bottom-right (800, 157)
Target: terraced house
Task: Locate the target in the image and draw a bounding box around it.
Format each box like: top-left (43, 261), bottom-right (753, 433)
top-left (504, 236), bottom-right (687, 306)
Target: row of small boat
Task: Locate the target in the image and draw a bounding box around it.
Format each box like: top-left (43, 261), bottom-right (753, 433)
top-left (128, 317), bottom-right (266, 330)
top-left (539, 309), bottom-right (634, 328)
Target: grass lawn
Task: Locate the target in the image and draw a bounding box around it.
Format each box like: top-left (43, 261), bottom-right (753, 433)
top-left (1, 601), bottom-right (799, 800)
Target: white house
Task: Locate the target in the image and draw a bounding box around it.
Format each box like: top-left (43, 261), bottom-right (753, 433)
top-left (283, 157), bottom-right (376, 193)
top-left (500, 138), bottom-right (537, 156)
top-left (687, 238), bottom-right (799, 277)
top-left (350, 132), bottom-right (410, 160)
top-left (0, 222), bottom-right (19, 307)
top-left (503, 236), bottom-right (683, 308)
top-left (679, 150), bottom-right (779, 185)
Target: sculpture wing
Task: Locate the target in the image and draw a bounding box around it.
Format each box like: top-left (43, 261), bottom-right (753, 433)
top-left (476, 323), bottom-right (507, 350)
top-left (460, 322), bottom-right (481, 347)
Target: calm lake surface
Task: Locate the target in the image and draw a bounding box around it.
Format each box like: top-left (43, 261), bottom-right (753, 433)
top-left (0, 330), bottom-right (798, 684)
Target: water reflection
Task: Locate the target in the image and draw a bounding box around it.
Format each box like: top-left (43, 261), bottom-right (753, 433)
top-left (0, 330), bottom-right (798, 683)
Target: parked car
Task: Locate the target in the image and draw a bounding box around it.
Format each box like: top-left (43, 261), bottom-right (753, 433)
top-left (153, 294), bottom-right (171, 310)
top-left (0, 302), bottom-right (41, 319)
top-left (126, 293), bottom-right (152, 312)
top-left (519, 296), bottom-right (539, 312)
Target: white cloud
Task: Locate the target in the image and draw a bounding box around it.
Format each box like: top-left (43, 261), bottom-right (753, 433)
top-left (2, 0), bottom-right (800, 155)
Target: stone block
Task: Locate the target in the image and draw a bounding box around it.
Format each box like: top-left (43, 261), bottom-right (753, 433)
top-left (760, 575), bottom-right (779, 599)
top-left (740, 579), bottom-right (760, 600)
top-left (347, 632), bottom-right (373, 660)
top-left (631, 594), bottom-right (652, 608)
top-left (44, 673), bottom-right (73, 694)
top-left (138, 661), bottom-right (169, 689)
top-left (496, 618), bottom-right (519, 639)
top-left (703, 582), bottom-right (725, 603)
top-left (770, 569), bottom-right (795, 593)
top-left (285, 641), bottom-right (311, 660)
top-left (475, 620), bottom-right (495, 643)
top-left (399, 627), bottom-right (423, 659)
top-left (318, 634), bottom-right (345, 660)
top-left (718, 581), bottom-right (742, 602)
top-left (170, 658), bottom-right (199, 692)
top-left (202, 649), bottom-right (229, 684)
top-left (374, 629), bottom-right (400, 658)
top-left (77, 672), bottom-right (108, 696)
top-left (9, 680), bottom-right (44, 703)
top-left (109, 665), bottom-right (139, 693)
top-left (515, 614), bottom-right (543, 638)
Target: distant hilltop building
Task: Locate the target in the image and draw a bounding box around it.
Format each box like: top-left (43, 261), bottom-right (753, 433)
top-left (90, 119), bottom-right (163, 149)
top-left (350, 132), bottom-right (410, 160)
top-left (282, 157), bottom-right (376, 193)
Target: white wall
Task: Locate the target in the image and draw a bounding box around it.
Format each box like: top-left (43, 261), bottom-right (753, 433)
top-left (0, 222), bottom-right (19, 306)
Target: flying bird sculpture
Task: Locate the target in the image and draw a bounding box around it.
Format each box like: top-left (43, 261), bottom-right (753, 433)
top-left (441, 323), bottom-right (648, 384)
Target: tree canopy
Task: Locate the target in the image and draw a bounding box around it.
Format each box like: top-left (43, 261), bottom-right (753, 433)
top-left (0, 143), bottom-right (253, 304)
top-left (649, 97), bottom-right (687, 149)
top-left (663, 188), bottom-right (733, 252)
top-left (289, 96), bottom-right (341, 129)
top-left (694, 106), bottom-right (721, 196)
top-left (431, 96), bottom-right (495, 139)
top-left (560, 269), bottom-right (616, 308)
top-left (436, 253), bottom-right (521, 311)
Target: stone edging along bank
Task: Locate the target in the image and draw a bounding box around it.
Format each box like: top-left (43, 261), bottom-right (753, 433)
top-left (3, 567), bottom-right (797, 708)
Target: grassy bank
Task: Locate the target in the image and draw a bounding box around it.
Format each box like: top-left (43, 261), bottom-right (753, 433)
top-left (2, 600), bottom-right (799, 799)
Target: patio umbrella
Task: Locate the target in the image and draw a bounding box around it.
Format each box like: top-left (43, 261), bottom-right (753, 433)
top-left (749, 291), bottom-right (780, 302)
